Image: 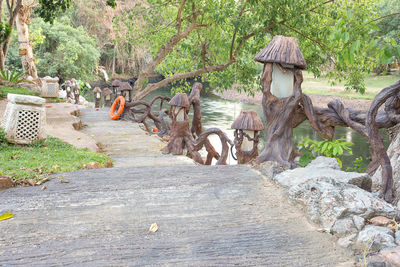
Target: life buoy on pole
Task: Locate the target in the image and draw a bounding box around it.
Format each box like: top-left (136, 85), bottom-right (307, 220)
top-left (110, 96), bottom-right (125, 120)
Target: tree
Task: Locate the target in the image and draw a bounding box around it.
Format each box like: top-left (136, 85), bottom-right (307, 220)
top-left (113, 0), bottom-right (400, 100)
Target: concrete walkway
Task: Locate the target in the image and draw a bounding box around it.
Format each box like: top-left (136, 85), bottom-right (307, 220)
top-left (0, 108), bottom-right (356, 266)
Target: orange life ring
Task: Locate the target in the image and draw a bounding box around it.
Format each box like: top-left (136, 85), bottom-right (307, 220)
top-left (110, 96), bottom-right (125, 120)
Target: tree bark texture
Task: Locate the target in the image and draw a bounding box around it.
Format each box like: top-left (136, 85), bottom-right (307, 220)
top-left (16, 5), bottom-right (37, 78)
top-left (255, 63), bottom-right (303, 168)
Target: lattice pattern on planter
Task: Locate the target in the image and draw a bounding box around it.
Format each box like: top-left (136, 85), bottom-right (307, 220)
top-left (15, 110), bottom-right (40, 141)
top-left (41, 77), bottom-right (59, 98)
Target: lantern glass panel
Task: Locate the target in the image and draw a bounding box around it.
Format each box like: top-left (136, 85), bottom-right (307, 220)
top-left (270, 63), bottom-right (294, 98)
top-left (241, 130), bottom-right (254, 152)
top-left (176, 108), bottom-right (185, 122)
top-left (96, 92), bottom-right (101, 98)
top-left (67, 87), bottom-right (70, 92)
top-left (105, 95), bottom-right (111, 101)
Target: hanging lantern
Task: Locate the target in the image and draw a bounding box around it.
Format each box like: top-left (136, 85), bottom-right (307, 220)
top-left (231, 110), bottom-right (264, 164)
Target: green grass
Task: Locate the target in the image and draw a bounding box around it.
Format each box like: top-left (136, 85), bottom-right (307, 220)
top-left (302, 73), bottom-right (400, 99)
top-left (0, 134), bottom-right (112, 183)
top-left (0, 86), bottom-right (40, 98)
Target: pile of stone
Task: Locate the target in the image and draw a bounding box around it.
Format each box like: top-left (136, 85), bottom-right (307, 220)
top-left (257, 157), bottom-right (400, 266)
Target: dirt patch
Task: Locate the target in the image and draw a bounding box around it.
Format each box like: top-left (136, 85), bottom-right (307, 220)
top-left (215, 89), bottom-right (373, 111)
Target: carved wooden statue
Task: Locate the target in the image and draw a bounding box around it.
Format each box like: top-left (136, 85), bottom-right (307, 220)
top-left (93, 87), bottom-right (102, 108)
top-left (232, 110), bottom-right (264, 164)
top-left (103, 88), bottom-right (113, 107)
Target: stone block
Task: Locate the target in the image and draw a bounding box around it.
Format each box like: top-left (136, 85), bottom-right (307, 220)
top-left (41, 76), bottom-right (59, 98)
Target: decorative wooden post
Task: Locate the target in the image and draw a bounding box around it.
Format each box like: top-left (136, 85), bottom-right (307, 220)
top-left (65, 80), bottom-right (73, 100)
top-left (111, 80), bottom-right (121, 100)
top-left (162, 93), bottom-right (203, 164)
top-left (254, 35), bottom-right (307, 168)
top-left (93, 87), bottom-right (102, 108)
top-left (232, 110), bottom-right (264, 164)
top-left (119, 82), bottom-right (133, 102)
top-left (103, 88), bottom-right (112, 107)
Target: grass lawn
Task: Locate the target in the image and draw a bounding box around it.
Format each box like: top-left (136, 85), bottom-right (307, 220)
top-left (302, 73), bottom-right (400, 100)
top-left (0, 134), bottom-right (112, 184)
top-left (0, 86), bottom-right (40, 98)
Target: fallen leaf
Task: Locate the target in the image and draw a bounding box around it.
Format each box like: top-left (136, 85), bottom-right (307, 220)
top-left (83, 162), bottom-right (102, 169)
top-left (148, 223), bottom-right (158, 233)
top-left (41, 185), bottom-right (47, 190)
top-left (52, 164), bottom-right (60, 170)
top-left (105, 161), bottom-right (113, 168)
top-left (36, 178), bottom-right (50, 185)
top-left (0, 212), bottom-right (13, 221)
top-left (60, 179), bottom-right (70, 183)
top-left (27, 179), bottom-right (36, 186)
top-left (43, 147), bottom-right (49, 150)
top-left (122, 132), bottom-right (127, 135)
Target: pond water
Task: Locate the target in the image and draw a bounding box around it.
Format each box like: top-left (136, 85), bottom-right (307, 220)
top-left (146, 87), bottom-right (390, 169)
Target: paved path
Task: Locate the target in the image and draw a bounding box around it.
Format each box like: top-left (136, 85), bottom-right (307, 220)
top-left (80, 108), bottom-right (193, 167)
top-left (0, 108), bottom-right (355, 266)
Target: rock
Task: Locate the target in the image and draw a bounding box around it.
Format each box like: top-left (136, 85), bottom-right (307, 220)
top-left (366, 255), bottom-right (389, 267)
top-left (353, 215), bottom-right (366, 231)
top-left (370, 216), bottom-right (394, 227)
top-left (7, 93), bottom-right (45, 106)
top-left (289, 178), bottom-right (398, 230)
top-left (357, 225), bottom-right (395, 251)
top-left (337, 233), bottom-right (357, 248)
top-left (331, 218), bottom-right (357, 237)
top-left (162, 136), bottom-right (170, 142)
top-left (307, 156), bottom-right (340, 169)
top-left (257, 161), bottom-right (285, 179)
top-left (273, 163), bottom-right (371, 191)
top-left (395, 232), bottom-right (400, 245)
top-left (0, 177), bottom-right (14, 189)
top-left (380, 249), bottom-right (400, 266)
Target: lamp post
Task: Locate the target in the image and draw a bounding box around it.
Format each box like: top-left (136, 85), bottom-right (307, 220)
top-left (65, 80), bottom-right (73, 100)
top-left (111, 79), bottom-right (121, 100)
top-left (73, 84), bottom-right (80, 105)
top-left (231, 110), bottom-right (264, 164)
top-left (93, 87), bottom-right (102, 108)
top-left (254, 35), bottom-right (307, 168)
top-left (103, 88), bottom-right (112, 107)
top-left (119, 82), bottom-right (133, 102)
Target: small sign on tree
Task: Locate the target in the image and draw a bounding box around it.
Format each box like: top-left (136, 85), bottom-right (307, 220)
top-left (19, 49), bottom-right (27, 56)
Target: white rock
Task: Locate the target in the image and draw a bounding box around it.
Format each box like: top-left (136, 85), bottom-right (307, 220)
top-left (7, 93), bottom-right (45, 106)
top-left (288, 177), bottom-right (398, 230)
top-left (273, 165), bottom-right (371, 191)
top-left (307, 156), bottom-right (340, 169)
top-left (331, 218), bottom-right (357, 237)
top-left (353, 215), bottom-right (366, 231)
top-left (337, 233), bottom-right (357, 249)
top-left (356, 225), bottom-right (395, 251)
top-left (395, 231), bottom-right (400, 246)
top-left (58, 90), bottom-right (67, 99)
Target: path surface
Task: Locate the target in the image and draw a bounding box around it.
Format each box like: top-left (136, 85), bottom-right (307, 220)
top-left (0, 108), bottom-right (355, 266)
top-left (80, 108), bottom-right (193, 167)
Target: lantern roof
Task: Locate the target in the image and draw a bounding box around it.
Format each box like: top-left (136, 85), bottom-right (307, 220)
top-left (102, 88), bottom-right (112, 96)
top-left (93, 87), bottom-right (102, 93)
top-left (169, 93), bottom-right (190, 108)
top-left (231, 110), bottom-right (264, 131)
top-left (119, 82), bottom-right (132, 91)
top-left (254, 35), bottom-right (306, 69)
top-left (111, 79), bottom-right (122, 87)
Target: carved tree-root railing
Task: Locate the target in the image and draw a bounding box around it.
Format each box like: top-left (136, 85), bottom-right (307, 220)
top-left (293, 80), bottom-right (400, 202)
top-left (122, 95), bottom-right (171, 136)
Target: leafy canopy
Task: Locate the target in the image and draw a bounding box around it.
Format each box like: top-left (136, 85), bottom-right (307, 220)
top-left (114, 0), bottom-right (400, 94)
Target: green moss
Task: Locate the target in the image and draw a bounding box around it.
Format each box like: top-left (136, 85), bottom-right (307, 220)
top-left (0, 86), bottom-right (40, 98)
top-left (0, 135), bottom-right (112, 182)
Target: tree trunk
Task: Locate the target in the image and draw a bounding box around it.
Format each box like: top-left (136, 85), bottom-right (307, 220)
top-left (372, 124), bottom-right (400, 205)
top-left (16, 6), bottom-right (37, 78)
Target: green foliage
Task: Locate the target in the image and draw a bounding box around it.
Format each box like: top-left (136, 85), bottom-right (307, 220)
top-left (106, 0), bottom-right (117, 9)
top-left (0, 86), bottom-right (40, 98)
top-left (0, 127), bottom-right (6, 146)
top-left (36, 0), bottom-right (72, 24)
top-left (345, 157), bottom-right (367, 173)
top-left (29, 18), bottom-right (100, 81)
top-left (113, 0), bottom-right (400, 94)
top-left (0, 23), bottom-right (11, 44)
top-left (0, 70), bottom-right (30, 86)
top-left (297, 138), bottom-right (354, 168)
top-left (0, 136), bottom-right (112, 182)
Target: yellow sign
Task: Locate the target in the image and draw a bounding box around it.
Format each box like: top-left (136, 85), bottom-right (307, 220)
top-left (19, 49), bottom-right (27, 56)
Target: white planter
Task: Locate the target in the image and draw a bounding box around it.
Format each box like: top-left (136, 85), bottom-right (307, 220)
top-left (41, 76), bottom-right (59, 98)
top-left (2, 94), bottom-right (46, 144)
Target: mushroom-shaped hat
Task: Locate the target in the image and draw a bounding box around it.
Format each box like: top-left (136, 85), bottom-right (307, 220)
top-left (254, 35), bottom-right (306, 69)
top-left (102, 88), bottom-right (112, 96)
top-left (119, 82), bottom-right (132, 91)
top-left (111, 79), bottom-right (122, 87)
top-left (169, 93), bottom-right (190, 108)
top-left (231, 110), bottom-right (264, 131)
top-left (93, 87), bottom-right (102, 94)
